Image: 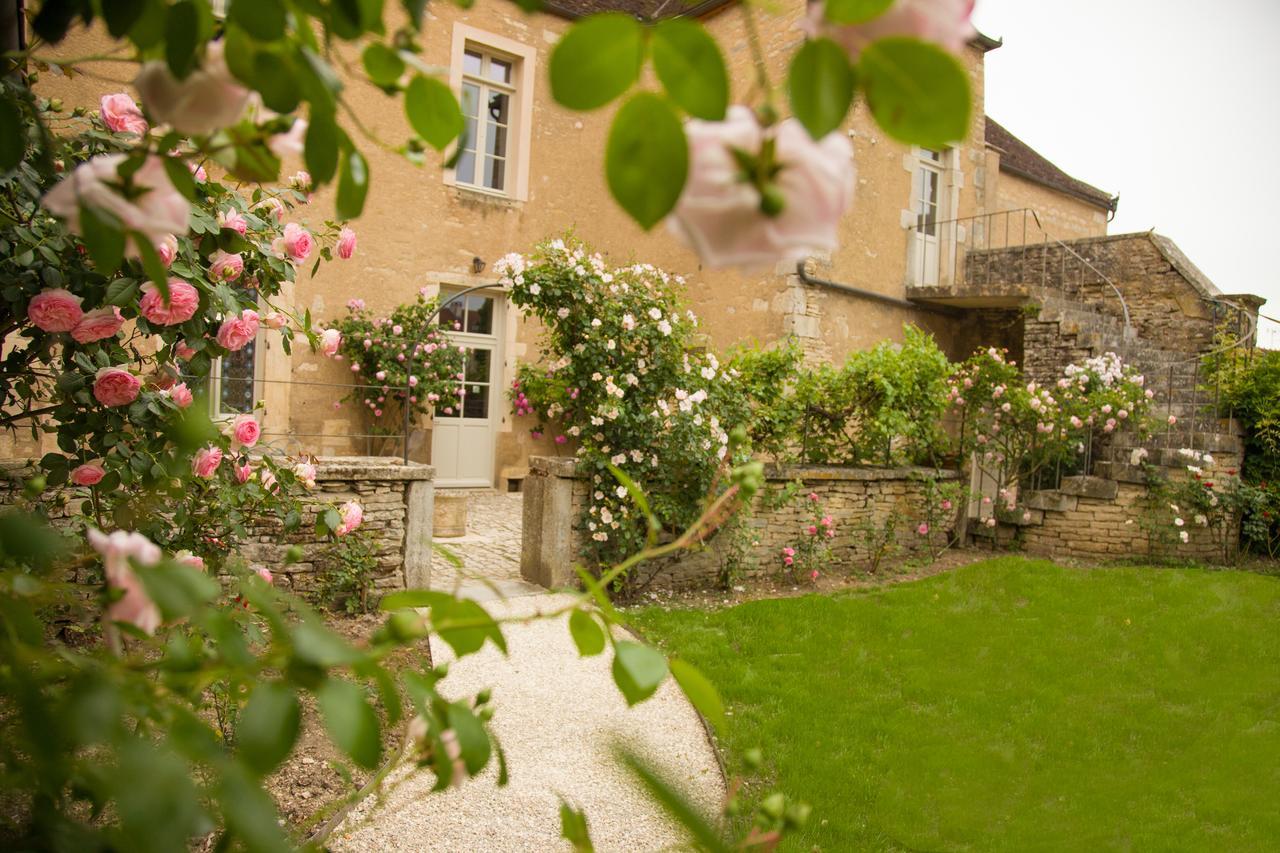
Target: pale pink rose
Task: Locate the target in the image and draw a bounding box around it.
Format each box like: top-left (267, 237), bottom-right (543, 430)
top-left (319, 328), bottom-right (341, 358)
top-left (804, 0), bottom-right (976, 58)
top-left (217, 208), bottom-right (248, 235)
top-left (260, 469), bottom-right (279, 493)
top-left (169, 382), bottom-right (194, 408)
top-left (70, 462), bottom-right (106, 486)
top-left (174, 341), bottom-right (197, 361)
top-left (87, 528), bottom-right (162, 635)
top-left (156, 234), bottom-right (179, 267)
top-left (100, 93), bottom-right (148, 135)
top-left (174, 550), bottom-right (205, 570)
top-left (230, 413), bottom-right (261, 448)
top-left (335, 501), bottom-right (363, 536)
top-left (216, 309), bottom-right (260, 351)
top-left (71, 306), bottom-right (125, 344)
top-left (288, 170), bottom-right (311, 191)
top-left (337, 227), bottom-right (357, 260)
top-left (42, 154), bottom-right (190, 250)
top-left (93, 367), bottom-right (141, 407)
top-left (27, 288), bottom-right (84, 333)
top-left (269, 118), bottom-right (308, 157)
top-left (277, 222), bottom-right (313, 262)
top-left (255, 197), bottom-right (285, 222)
top-left (133, 40), bottom-right (251, 135)
top-left (190, 162), bottom-right (207, 183)
top-left (192, 446), bottom-right (223, 478)
top-left (139, 279), bottom-right (200, 326)
top-left (668, 107), bottom-right (855, 269)
top-left (294, 461), bottom-right (317, 489)
top-left (235, 461), bottom-right (253, 484)
top-left (209, 250), bottom-right (244, 282)
top-left (916, 522), bottom-right (930, 536)
top-left (255, 567), bottom-right (274, 584)
top-left (263, 310), bottom-right (288, 330)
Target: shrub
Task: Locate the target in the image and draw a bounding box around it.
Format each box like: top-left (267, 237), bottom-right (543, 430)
top-left (317, 529), bottom-right (382, 614)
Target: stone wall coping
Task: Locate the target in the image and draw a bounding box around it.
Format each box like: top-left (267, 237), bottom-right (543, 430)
top-left (315, 456), bottom-right (435, 482)
top-left (529, 456), bottom-right (960, 483)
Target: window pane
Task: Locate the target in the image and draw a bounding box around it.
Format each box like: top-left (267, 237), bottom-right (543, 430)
top-left (488, 58), bottom-right (512, 84)
top-left (456, 150), bottom-right (476, 185)
top-left (483, 156), bottom-right (505, 191)
top-left (219, 342), bottom-right (255, 415)
top-left (463, 385), bottom-right (489, 419)
top-left (920, 169), bottom-right (938, 204)
top-left (463, 50), bottom-right (483, 76)
top-left (465, 295), bottom-right (493, 334)
top-left (439, 293), bottom-right (466, 330)
top-left (485, 123), bottom-right (507, 157)
top-left (461, 83), bottom-right (480, 118)
top-left (487, 91), bottom-right (509, 124)
top-left (923, 148), bottom-right (941, 161)
top-left (465, 348), bottom-right (491, 382)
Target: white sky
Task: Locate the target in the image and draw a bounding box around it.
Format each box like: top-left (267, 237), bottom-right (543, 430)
top-left (972, 0), bottom-right (1280, 348)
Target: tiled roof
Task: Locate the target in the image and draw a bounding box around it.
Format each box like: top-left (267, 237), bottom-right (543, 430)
top-left (985, 117), bottom-right (1118, 213)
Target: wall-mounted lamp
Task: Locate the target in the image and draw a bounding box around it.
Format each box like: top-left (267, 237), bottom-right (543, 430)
top-left (471, 256), bottom-right (486, 274)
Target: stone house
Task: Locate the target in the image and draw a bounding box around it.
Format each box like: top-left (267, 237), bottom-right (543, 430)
top-left (27, 0), bottom-right (1265, 494)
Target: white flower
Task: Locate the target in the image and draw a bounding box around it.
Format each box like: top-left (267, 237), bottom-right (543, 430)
top-left (529, 283), bottom-right (541, 295)
top-left (557, 307), bottom-right (570, 319)
top-left (657, 320), bottom-right (673, 336)
top-left (611, 453), bottom-right (626, 465)
top-left (648, 307), bottom-right (662, 320)
top-left (622, 314), bottom-right (636, 330)
top-left (615, 486), bottom-right (627, 498)
top-left (1179, 530), bottom-right (1189, 543)
top-left (591, 318), bottom-right (602, 327)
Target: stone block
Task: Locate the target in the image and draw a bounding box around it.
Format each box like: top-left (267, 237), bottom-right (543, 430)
top-left (1058, 476), bottom-right (1118, 500)
top-left (1022, 490), bottom-right (1078, 513)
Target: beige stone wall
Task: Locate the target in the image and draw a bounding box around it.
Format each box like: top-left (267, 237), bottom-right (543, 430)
top-left (989, 169), bottom-right (1109, 243)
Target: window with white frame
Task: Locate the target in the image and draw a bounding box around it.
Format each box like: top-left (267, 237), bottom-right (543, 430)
top-left (914, 148), bottom-right (943, 237)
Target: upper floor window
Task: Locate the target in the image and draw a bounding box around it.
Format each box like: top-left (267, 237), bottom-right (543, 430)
top-left (446, 26), bottom-right (537, 202)
top-left (915, 148), bottom-right (943, 237)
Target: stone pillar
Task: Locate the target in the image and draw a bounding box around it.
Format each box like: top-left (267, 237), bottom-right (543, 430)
top-left (521, 456), bottom-right (582, 589)
top-left (404, 478), bottom-right (434, 589)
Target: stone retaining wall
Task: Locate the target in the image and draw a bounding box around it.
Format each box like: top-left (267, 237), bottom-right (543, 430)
top-left (522, 456), bottom-right (962, 590)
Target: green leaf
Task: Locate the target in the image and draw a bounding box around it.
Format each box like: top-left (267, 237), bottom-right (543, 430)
top-left (611, 641), bottom-right (668, 706)
top-left (824, 0), bottom-right (894, 25)
top-left (162, 155), bottom-right (198, 201)
top-left (446, 702), bottom-right (490, 775)
top-left (78, 202), bottom-right (125, 274)
top-left (669, 659), bottom-right (725, 732)
top-left (434, 597), bottom-right (507, 658)
top-left (560, 800), bottom-right (595, 852)
top-left (229, 0), bottom-right (286, 41)
top-left (164, 1), bottom-right (200, 80)
top-left (859, 37), bottom-right (972, 148)
top-left (550, 13), bottom-right (644, 111)
top-left (605, 93), bottom-right (687, 230)
top-left (651, 18), bottom-right (728, 121)
top-left (316, 678), bottom-right (382, 769)
top-left (379, 588), bottom-right (445, 610)
top-left (292, 620), bottom-right (364, 667)
top-left (217, 762), bottom-right (292, 853)
top-left (362, 43), bottom-right (405, 87)
top-left (614, 746), bottom-right (730, 853)
top-left (336, 147), bottom-right (370, 220)
top-left (305, 111), bottom-right (339, 185)
top-left (788, 38), bottom-right (857, 139)
top-left (113, 738), bottom-right (209, 853)
top-left (569, 609), bottom-right (606, 657)
top-left (404, 75), bottom-right (464, 151)
top-left (133, 232), bottom-right (171, 294)
top-left (237, 683), bottom-right (301, 776)
top-left (0, 97), bottom-right (24, 172)
top-left (102, 0), bottom-right (147, 37)
top-left (134, 561), bottom-right (219, 622)
top-left (33, 0), bottom-right (78, 43)
top-left (253, 51), bottom-right (302, 114)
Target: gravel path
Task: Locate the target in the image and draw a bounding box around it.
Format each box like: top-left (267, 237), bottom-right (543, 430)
top-left (330, 592), bottom-right (726, 852)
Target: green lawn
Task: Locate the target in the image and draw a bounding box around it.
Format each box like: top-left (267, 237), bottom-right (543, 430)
top-left (628, 558), bottom-right (1280, 851)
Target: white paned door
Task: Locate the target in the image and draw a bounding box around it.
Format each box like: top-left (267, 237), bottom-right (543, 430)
top-left (431, 289), bottom-right (503, 487)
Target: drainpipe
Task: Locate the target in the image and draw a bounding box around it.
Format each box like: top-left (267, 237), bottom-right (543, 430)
top-left (793, 261), bottom-right (961, 317)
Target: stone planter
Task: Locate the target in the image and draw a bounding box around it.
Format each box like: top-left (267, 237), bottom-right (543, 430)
top-left (433, 490), bottom-right (470, 538)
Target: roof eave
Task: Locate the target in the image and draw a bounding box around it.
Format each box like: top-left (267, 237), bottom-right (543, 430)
top-left (999, 161), bottom-right (1119, 213)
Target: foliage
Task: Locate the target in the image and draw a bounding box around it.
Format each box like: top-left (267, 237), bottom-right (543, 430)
top-left (909, 475), bottom-right (968, 563)
top-left (1140, 449), bottom-right (1270, 563)
top-left (720, 340), bottom-right (806, 462)
top-left (331, 292), bottom-right (465, 446)
top-left (777, 489), bottom-right (835, 584)
top-left (317, 528), bottom-right (381, 614)
top-left (631, 557), bottom-right (1280, 850)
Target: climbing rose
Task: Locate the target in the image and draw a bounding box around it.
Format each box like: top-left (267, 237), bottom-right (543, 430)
top-left (804, 0), bottom-right (976, 58)
top-left (335, 501), bottom-right (364, 536)
top-left (294, 461), bottom-right (317, 489)
top-left (235, 461), bottom-right (253, 484)
top-left (87, 528), bottom-right (162, 635)
top-left (217, 309), bottom-right (260, 351)
top-left (174, 550), bottom-right (205, 570)
top-left (139, 279), bottom-right (200, 326)
top-left (209, 250), bottom-right (244, 282)
top-left (133, 40), bottom-right (251, 136)
top-left (71, 306), bottom-right (125, 344)
top-left (269, 118), bottom-right (307, 157)
top-left (255, 567), bottom-right (274, 584)
top-left (276, 222), bottom-right (313, 262)
top-left (337, 227), bottom-right (357, 259)
top-left (93, 367), bottom-right (141, 407)
top-left (156, 234), bottom-right (179, 267)
top-left (99, 93), bottom-right (148, 135)
top-left (42, 154), bottom-right (190, 250)
top-left (255, 196), bottom-right (285, 221)
top-left (168, 382), bottom-right (194, 408)
top-left (27, 289), bottom-right (84, 332)
top-left (319, 328), bottom-right (341, 358)
top-left (229, 413), bottom-right (261, 448)
top-left (916, 523), bottom-right (930, 535)
top-left (288, 170), bottom-right (312, 191)
top-left (218, 207), bottom-right (248, 235)
top-left (668, 106), bottom-right (855, 269)
top-left (263, 311), bottom-right (288, 330)
top-left (192, 446), bottom-right (223, 478)
top-left (70, 462), bottom-right (106, 486)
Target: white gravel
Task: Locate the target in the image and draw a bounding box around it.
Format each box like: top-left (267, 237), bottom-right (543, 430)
top-left (330, 592), bottom-right (726, 852)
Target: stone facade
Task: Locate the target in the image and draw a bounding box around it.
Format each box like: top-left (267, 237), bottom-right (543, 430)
top-left (521, 456), bottom-right (961, 590)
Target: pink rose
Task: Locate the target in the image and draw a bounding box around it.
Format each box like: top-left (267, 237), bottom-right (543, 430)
top-left (263, 311), bottom-right (288, 330)
top-left (93, 367), bottom-right (141, 407)
top-left (174, 550), bottom-right (205, 570)
top-left (230, 413), bottom-right (261, 448)
top-left (288, 170), bottom-right (312, 191)
top-left (27, 288), bottom-right (84, 333)
top-left (255, 197), bottom-right (285, 222)
top-left (668, 107), bottom-right (855, 269)
top-left (255, 566), bottom-right (274, 584)
top-left (335, 501), bottom-right (363, 536)
top-left (235, 461), bottom-right (253, 484)
top-left (156, 234), bottom-right (179, 267)
top-left (917, 522), bottom-right (930, 536)
top-left (70, 462), bottom-right (106, 486)
top-left (277, 222), bottom-right (313, 262)
top-left (260, 469), bottom-right (279, 493)
top-left (70, 306), bottom-right (125, 344)
top-left (805, 0), bottom-right (976, 59)
top-left (209, 250), bottom-right (244, 282)
top-left (168, 382), bottom-right (194, 408)
top-left (217, 309), bottom-right (260, 351)
top-left (319, 328), bottom-right (341, 358)
top-left (269, 118), bottom-right (308, 158)
top-left (87, 528), bottom-right (163, 635)
top-left (174, 340), bottom-right (197, 361)
top-left (218, 208), bottom-right (248, 235)
top-left (139, 279), bottom-right (200, 326)
top-left (294, 461), bottom-right (317, 489)
top-left (100, 93), bottom-right (148, 135)
top-left (133, 40), bottom-right (251, 135)
top-left (192, 446), bottom-right (223, 478)
top-left (337, 227), bottom-right (357, 260)
top-left (42, 154), bottom-right (190, 251)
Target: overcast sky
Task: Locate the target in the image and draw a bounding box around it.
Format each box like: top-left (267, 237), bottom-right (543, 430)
top-left (972, 0), bottom-right (1280, 348)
